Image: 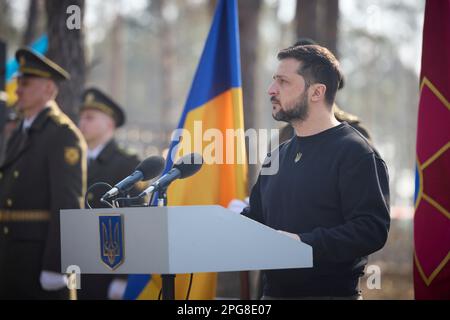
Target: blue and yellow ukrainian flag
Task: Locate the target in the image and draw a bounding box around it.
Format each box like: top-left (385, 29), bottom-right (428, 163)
top-left (124, 0), bottom-right (247, 300)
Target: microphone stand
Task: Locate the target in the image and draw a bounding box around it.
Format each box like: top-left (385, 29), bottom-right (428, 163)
top-left (157, 187), bottom-right (175, 300)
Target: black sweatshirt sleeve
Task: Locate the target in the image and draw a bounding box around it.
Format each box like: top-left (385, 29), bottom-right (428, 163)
top-left (299, 153), bottom-right (390, 263)
top-left (241, 175), bottom-right (264, 224)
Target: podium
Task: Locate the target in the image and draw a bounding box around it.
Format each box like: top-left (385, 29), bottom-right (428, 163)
top-left (60, 205), bottom-right (313, 299)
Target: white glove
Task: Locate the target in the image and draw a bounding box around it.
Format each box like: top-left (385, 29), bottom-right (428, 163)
top-left (108, 279), bottom-right (128, 300)
top-left (40, 270), bottom-right (68, 291)
top-left (227, 197), bottom-right (249, 214)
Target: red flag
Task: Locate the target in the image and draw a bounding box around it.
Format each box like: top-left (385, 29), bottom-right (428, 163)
top-left (413, 0), bottom-right (450, 300)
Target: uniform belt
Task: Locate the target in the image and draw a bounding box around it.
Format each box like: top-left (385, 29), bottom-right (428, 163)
top-left (0, 210), bottom-right (51, 222)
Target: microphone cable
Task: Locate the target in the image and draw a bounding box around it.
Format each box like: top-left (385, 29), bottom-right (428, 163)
top-left (85, 182), bottom-right (114, 209)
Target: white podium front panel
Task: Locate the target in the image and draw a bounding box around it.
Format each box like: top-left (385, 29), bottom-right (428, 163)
top-left (60, 206), bottom-right (313, 274)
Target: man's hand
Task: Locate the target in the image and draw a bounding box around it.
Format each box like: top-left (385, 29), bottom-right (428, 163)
top-left (277, 230), bottom-right (301, 242)
top-left (227, 197), bottom-right (250, 214)
top-left (108, 279), bottom-right (128, 300)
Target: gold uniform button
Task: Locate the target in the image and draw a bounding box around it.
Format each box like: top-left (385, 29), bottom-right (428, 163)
top-left (6, 199), bottom-right (13, 207)
top-left (13, 171), bottom-right (19, 179)
top-left (3, 226), bottom-right (9, 235)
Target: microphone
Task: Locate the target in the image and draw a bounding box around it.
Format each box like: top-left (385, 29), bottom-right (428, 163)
top-left (101, 155), bottom-right (165, 200)
top-left (138, 153), bottom-right (203, 198)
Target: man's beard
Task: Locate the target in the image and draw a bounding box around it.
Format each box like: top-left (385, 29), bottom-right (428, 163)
top-left (272, 92), bottom-right (309, 123)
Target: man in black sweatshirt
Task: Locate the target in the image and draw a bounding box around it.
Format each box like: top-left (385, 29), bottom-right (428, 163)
top-left (242, 45), bottom-right (390, 299)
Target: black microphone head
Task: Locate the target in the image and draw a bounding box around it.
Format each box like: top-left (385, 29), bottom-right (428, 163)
top-left (173, 153), bottom-right (203, 179)
top-left (136, 156), bottom-right (165, 180)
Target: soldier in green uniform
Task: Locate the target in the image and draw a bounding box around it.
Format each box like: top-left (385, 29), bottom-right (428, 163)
top-left (77, 87), bottom-right (143, 299)
top-left (0, 48), bottom-right (87, 299)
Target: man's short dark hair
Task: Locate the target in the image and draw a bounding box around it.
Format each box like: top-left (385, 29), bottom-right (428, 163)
top-left (277, 45), bottom-right (343, 106)
top-left (293, 38), bottom-right (317, 47)
top-left (291, 39), bottom-right (345, 90)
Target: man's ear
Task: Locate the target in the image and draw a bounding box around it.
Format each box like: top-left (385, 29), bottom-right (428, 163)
top-left (108, 116), bottom-right (116, 131)
top-left (45, 79), bottom-right (58, 99)
top-left (310, 84), bottom-right (327, 103)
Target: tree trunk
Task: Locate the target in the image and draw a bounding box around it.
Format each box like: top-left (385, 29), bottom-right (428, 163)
top-left (0, 2), bottom-right (20, 41)
top-left (238, 0), bottom-right (261, 189)
top-left (46, 0), bottom-right (85, 122)
top-left (23, 0), bottom-right (40, 46)
top-left (321, 0), bottom-right (339, 57)
top-left (109, 15), bottom-right (125, 105)
top-left (154, 0), bottom-right (176, 150)
top-left (239, 0), bottom-right (262, 301)
top-left (296, 0), bottom-right (318, 42)
top-left (295, 0), bottom-right (339, 57)
top-left (208, 0), bottom-right (217, 16)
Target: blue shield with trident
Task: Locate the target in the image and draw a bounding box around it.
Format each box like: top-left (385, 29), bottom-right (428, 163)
top-left (99, 215), bottom-right (124, 270)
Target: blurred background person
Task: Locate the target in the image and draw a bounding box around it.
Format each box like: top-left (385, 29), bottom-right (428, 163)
top-left (77, 87), bottom-right (144, 300)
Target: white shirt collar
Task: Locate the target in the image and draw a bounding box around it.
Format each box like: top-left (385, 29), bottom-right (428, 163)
top-left (23, 114), bottom-right (38, 131)
top-left (87, 143), bottom-right (107, 161)
top-left (22, 106), bottom-right (50, 131)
